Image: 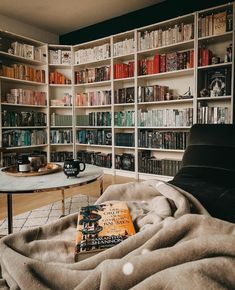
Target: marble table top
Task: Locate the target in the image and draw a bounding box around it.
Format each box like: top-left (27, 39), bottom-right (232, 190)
top-left (0, 163), bottom-right (103, 194)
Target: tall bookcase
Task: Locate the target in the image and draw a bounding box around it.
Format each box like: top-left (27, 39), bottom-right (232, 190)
top-left (48, 44), bottom-right (74, 162)
top-left (0, 30), bottom-right (48, 166)
top-left (0, 2), bottom-right (234, 181)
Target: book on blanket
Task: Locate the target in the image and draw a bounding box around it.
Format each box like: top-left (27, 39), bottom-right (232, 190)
top-left (75, 201), bottom-right (136, 261)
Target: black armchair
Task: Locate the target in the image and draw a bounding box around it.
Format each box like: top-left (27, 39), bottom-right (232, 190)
top-left (169, 124), bottom-right (235, 223)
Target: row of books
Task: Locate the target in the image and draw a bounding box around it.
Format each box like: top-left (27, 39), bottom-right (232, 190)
top-left (3, 88), bottom-right (47, 106)
top-left (114, 87), bottom-right (134, 104)
top-left (50, 113), bottom-right (72, 126)
top-left (114, 111), bottom-right (135, 127)
top-left (113, 38), bottom-right (135, 57)
top-left (138, 50), bottom-right (194, 75)
top-left (50, 129), bottom-right (73, 144)
top-left (50, 151), bottom-right (73, 162)
top-left (113, 62), bottom-right (134, 79)
top-left (77, 129), bottom-right (112, 145)
top-left (77, 150), bottom-right (112, 168)
top-left (1, 64), bottom-right (45, 83)
top-left (74, 44), bottom-right (110, 64)
top-left (138, 22), bottom-right (194, 51)
top-left (138, 151), bottom-right (182, 176)
top-left (76, 112), bottom-right (112, 127)
top-left (2, 129), bottom-right (47, 147)
top-left (138, 85), bottom-right (170, 103)
top-left (75, 66), bottom-right (110, 84)
top-left (49, 50), bottom-right (72, 65)
top-left (7, 41), bottom-right (47, 62)
top-left (50, 93), bottom-right (72, 106)
top-left (198, 44), bottom-right (232, 67)
top-left (2, 111), bottom-right (46, 127)
top-left (115, 133), bottom-right (134, 147)
top-left (138, 130), bottom-right (189, 150)
top-left (49, 71), bottom-right (71, 84)
top-left (197, 103), bottom-right (230, 124)
top-left (115, 153), bottom-right (135, 171)
top-left (2, 151), bottom-right (47, 167)
top-left (75, 90), bottom-right (111, 106)
top-left (138, 108), bottom-right (193, 127)
top-left (198, 8), bottom-right (233, 38)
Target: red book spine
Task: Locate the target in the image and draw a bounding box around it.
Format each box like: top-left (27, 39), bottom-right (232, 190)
top-left (153, 54), bottom-right (160, 74)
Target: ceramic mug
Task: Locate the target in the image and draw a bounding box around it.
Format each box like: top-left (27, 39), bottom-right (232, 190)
top-left (63, 159), bottom-right (86, 178)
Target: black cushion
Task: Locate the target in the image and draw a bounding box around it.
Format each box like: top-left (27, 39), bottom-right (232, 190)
top-left (169, 124), bottom-right (235, 223)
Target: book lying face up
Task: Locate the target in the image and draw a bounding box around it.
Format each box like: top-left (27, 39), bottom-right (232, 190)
top-left (75, 201), bottom-right (136, 261)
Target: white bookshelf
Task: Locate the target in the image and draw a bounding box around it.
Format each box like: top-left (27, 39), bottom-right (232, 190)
top-left (0, 2), bottom-right (234, 179)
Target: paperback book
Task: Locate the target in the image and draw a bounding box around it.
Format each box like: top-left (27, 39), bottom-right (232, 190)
top-left (75, 201), bottom-right (135, 261)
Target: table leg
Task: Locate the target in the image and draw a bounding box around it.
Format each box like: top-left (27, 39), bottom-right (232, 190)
top-left (61, 189), bottom-right (65, 216)
top-left (7, 194), bottom-right (13, 234)
top-left (99, 176), bottom-right (103, 195)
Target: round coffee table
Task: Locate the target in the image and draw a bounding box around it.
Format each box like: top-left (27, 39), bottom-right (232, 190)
top-left (0, 163), bottom-right (104, 234)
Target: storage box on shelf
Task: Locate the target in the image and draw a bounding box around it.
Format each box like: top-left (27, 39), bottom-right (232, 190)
top-left (0, 30), bottom-right (48, 166)
top-left (196, 3), bottom-right (234, 125)
top-left (48, 45), bottom-right (74, 162)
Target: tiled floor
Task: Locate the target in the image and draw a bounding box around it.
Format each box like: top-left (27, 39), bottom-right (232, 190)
top-left (0, 194), bottom-right (98, 235)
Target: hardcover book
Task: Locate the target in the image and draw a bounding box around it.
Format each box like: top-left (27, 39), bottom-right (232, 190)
top-left (206, 68), bottom-right (231, 97)
top-left (75, 201), bottom-right (135, 261)
top-left (213, 11), bottom-right (226, 35)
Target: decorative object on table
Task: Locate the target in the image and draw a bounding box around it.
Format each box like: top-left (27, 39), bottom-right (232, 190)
top-left (28, 154), bottom-right (47, 171)
top-left (17, 154), bottom-right (31, 172)
top-left (63, 159), bottom-right (86, 178)
top-left (2, 163), bottom-right (62, 176)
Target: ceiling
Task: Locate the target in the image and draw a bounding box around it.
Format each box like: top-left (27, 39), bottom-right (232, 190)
top-left (0, 0), bottom-right (165, 35)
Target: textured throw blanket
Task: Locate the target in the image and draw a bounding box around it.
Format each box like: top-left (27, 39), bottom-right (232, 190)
top-left (0, 180), bottom-right (235, 290)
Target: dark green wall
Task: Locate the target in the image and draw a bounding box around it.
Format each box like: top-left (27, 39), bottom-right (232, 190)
top-left (60, 0), bottom-right (232, 45)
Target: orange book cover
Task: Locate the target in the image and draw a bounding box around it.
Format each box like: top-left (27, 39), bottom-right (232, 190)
top-left (75, 201), bottom-right (135, 261)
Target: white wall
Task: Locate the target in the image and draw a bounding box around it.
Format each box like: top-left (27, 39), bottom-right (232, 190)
top-left (0, 14), bottom-right (59, 44)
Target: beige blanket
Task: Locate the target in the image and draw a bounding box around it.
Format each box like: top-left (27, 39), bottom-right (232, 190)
top-left (0, 180), bottom-right (235, 290)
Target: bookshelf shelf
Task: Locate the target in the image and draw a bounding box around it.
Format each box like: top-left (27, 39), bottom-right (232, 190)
top-left (0, 51), bottom-right (46, 65)
top-left (50, 143), bottom-right (73, 146)
top-left (74, 80), bottom-right (111, 87)
top-left (0, 76), bottom-right (46, 86)
top-left (138, 147), bottom-right (185, 153)
top-left (198, 62), bottom-right (232, 70)
top-left (76, 143), bottom-right (112, 148)
top-left (137, 39), bottom-right (194, 55)
top-left (4, 144), bottom-right (47, 150)
top-left (1, 103), bottom-right (47, 108)
top-left (50, 106), bottom-right (73, 109)
top-left (49, 84), bottom-right (72, 87)
top-left (2, 126), bottom-right (47, 129)
top-left (137, 99), bottom-right (193, 106)
top-left (197, 96), bottom-right (231, 101)
top-left (74, 58), bottom-right (111, 68)
top-left (76, 126), bottom-right (112, 129)
top-left (198, 31), bottom-right (233, 43)
top-left (75, 105), bottom-right (111, 109)
top-left (137, 68), bottom-right (194, 80)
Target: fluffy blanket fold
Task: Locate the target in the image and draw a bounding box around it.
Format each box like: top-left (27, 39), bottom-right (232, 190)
top-left (0, 180), bottom-right (235, 290)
